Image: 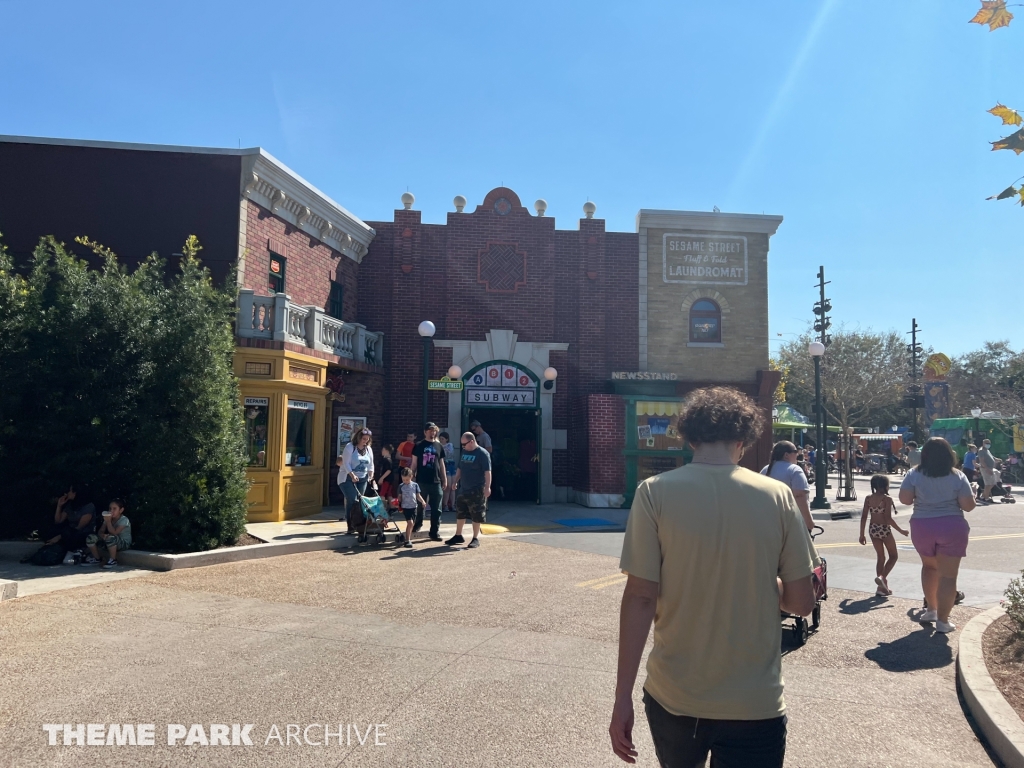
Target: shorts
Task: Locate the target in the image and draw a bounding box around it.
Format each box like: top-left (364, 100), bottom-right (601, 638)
top-left (401, 507), bottom-right (417, 522)
top-left (981, 468), bottom-right (1000, 487)
top-left (455, 487), bottom-right (487, 523)
top-left (86, 532), bottom-right (131, 552)
top-left (910, 515), bottom-right (969, 558)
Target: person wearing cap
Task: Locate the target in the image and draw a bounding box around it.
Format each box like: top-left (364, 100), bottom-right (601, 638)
top-left (411, 423), bottom-right (448, 541)
top-left (468, 420), bottom-right (493, 453)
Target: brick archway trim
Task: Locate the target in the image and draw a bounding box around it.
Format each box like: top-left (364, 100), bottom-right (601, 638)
top-left (680, 289), bottom-right (731, 314)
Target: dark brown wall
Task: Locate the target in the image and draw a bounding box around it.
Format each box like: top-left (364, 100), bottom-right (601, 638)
top-left (0, 141), bottom-right (242, 285)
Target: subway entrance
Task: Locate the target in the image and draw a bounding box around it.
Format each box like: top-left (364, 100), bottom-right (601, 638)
top-left (464, 406), bottom-right (540, 504)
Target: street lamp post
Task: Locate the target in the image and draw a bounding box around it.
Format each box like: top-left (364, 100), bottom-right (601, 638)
top-left (809, 340), bottom-right (831, 510)
top-left (971, 407), bottom-right (982, 443)
top-left (418, 321), bottom-right (436, 428)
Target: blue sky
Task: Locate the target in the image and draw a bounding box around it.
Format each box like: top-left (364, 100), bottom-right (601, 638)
top-left (1, 0), bottom-right (1019, 356)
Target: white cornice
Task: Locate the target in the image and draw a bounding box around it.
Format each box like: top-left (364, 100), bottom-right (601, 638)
top-left (636, 209), bottom-right (783, 236)
top-left (0, 135), bottom-right (376, 264)
top-left (241, 152), bottom-right (374, 264)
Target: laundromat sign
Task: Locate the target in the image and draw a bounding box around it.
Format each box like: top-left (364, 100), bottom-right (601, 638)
top-left (663, 234), bottom-right (748, 285)
top-left (465, 364), bottom-right (537, 407)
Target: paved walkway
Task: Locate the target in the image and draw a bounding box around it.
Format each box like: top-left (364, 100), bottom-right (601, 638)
top-left (2, 531), bottom-right (1000, 767)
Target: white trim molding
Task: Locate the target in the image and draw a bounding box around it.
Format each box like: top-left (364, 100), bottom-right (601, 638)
top-left (636, 209), bottom-right (783, 235)
top-left (241, 153), bottom-right (374, 264)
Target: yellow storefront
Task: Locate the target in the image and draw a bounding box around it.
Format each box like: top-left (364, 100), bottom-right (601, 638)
top-left (234, 348), bottom-right (329, 522)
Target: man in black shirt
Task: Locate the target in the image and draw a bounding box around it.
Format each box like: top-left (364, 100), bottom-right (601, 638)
top-left (411, 422), bottom-right (448, 541)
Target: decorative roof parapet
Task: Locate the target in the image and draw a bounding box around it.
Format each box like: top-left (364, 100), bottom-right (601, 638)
top-left (242, 152), bottom-right (375, 263)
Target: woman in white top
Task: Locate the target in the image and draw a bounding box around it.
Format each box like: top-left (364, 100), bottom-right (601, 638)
top-left (760, 441), bottom-right (815, 532)
top-left (336, 428), bottom-right (375, 526)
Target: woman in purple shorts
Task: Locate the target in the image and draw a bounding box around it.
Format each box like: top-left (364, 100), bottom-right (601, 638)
top-left (898, 438), bottom-right (976, 634)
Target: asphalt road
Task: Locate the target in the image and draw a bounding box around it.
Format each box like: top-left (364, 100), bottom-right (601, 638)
top-left (1, 525), bottom-right (1002, 767)
top-left (508, 475), bottom-right (1024, 609)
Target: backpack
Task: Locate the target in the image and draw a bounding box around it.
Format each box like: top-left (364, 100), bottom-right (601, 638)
top-left (29, 543), bottom-right (66, 566)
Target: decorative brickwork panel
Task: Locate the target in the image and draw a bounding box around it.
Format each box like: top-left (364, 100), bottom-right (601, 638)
top-left (477, 241), bottom-right (527, 294)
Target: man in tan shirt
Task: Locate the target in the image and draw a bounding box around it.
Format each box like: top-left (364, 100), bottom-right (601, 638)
top-left (610, 387), bottom-right (818, 767)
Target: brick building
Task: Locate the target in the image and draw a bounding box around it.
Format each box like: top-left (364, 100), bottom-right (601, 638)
top-left (362, 188), bottom-right (783, 507)
top-left (1, 135), bottom-right (783, 519)
top-left (0, 136), bottom-right (383, 521)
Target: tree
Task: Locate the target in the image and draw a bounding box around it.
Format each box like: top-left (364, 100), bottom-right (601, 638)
top-left (947, 340), bottom-right (1024, 417)
top-left (0, 235), bottom-right (248, 552)
top-left (777, 329), bottom-right (906, 437)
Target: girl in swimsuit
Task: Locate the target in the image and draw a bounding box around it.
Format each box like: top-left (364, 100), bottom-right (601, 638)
top-left (859, 474), bottom-right (909, 595)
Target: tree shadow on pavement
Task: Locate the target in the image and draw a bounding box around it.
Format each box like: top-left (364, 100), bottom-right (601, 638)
top-left (864, 628), bottom-right (952, 672)
top-left (838, 596), bottom-right (894, 615)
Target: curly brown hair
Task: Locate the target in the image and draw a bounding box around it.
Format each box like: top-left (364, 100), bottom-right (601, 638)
top-left (678, 387), bottom-right (765, 448)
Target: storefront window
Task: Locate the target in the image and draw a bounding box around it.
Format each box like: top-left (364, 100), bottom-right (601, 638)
top-left (635, 402), bottom-right (686, 451)
top-left (244, 397), bottom-right (269, 467)
top-left (286, 399), bottom-right (315, 466)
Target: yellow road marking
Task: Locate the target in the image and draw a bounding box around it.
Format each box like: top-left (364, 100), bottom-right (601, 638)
top-left (591, 576), bottom-right (629, 590)
top-left (815, 532), bottom-right (1024, 549)
top-left (576, 573), bottom-right (628, 588)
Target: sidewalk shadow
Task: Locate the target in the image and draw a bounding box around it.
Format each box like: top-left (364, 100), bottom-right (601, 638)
top-left (838, 596), bottom-right (894, 615)
top-left (864, 627), bottom-right (953, 672)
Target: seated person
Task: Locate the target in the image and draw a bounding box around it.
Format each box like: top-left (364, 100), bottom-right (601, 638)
top-left (43, 486), bottom-right (95, 551)
top-left (83, 498), bottom-right (131, 568)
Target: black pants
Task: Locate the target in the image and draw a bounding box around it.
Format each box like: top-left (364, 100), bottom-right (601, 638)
top-left (44, 523), bottom-right (87, 551)
top-left (415, 483), bottom-right (444, 536)
top-left (644, 690), bottom-right (787, 768)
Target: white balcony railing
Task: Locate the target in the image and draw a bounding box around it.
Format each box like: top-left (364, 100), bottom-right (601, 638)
top-left (237, 289), bottom-right (384, 366)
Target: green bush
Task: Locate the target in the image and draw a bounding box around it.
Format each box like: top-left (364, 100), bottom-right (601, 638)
top-left (0, 235), bottom-right (248, 552)
top-left (1005, 570), bottom-right (1024, 635)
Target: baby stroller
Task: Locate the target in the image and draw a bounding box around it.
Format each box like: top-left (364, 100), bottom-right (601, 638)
top-left (782, 525), bottom-right (828, 646)
top-left (352, 492), bottom-right (402, 545)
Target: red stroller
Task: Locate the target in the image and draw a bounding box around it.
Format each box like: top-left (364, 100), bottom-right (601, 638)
top-left (782, 525), bottom-right (828, 646)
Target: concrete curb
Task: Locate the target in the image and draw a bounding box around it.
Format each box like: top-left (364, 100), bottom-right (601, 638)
top-left (957, 605), bottom-right (1024, 768)
top-left (117, 535), bottom-right (357, 571)
top-left (0, 578), bottom-right (17, 601)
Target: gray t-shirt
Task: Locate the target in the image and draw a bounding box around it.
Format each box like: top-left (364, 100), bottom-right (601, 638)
top-left (899, 468), bottom-right (972, 519)
top-left (398, 481), bottom-right (421, 510)
top-left (457, 447), bottom-right (492, 493)
top-left (474, 430), bottom-right (493, 453)
top-left (977, 447), bottom-right (997, 470)
top-left (759, 461), bottom-right (811, 495)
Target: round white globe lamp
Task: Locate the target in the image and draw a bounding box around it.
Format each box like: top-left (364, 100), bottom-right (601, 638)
top-left (418, 320), bottom-right (436, 337)
top-left (447, 365), bottom-right (462, 379)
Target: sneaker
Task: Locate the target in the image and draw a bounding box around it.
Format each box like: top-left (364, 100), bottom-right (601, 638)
top-left (955, 591), bottom-right (965, 604)
top-left (920, 609), bottom-right (938, 623)
top-left (81, 556), bottom-right (100, 565)
top-left (403, 541), bottom-right (413, 549)
top-left (445, 534), bottom-right (465, 546)
top-left (935, 620), bottom-right (956, 633)
top-left (467, 538), bottom-right (480, 549)
top-left (102, 558), bottom-right (117, 569)
top-left (429, 534), bottom-right (443, 542)
top-left (875, 589), bottom-right (888, 597)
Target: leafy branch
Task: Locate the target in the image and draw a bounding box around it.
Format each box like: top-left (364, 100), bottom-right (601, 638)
top-left (971, 1), bottom-right (1024, 203)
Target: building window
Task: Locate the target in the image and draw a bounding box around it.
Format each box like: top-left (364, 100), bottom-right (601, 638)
top-left (244, 397), bottom-right (269, 467)
top-left (689, 299), bottom-right (721, 343)
top-left (269, 254), bottom-right (286, 294)
top-left (285, 399), bottom-right (315, 466)
top-left (328, 281), bottom-right (344, 319)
